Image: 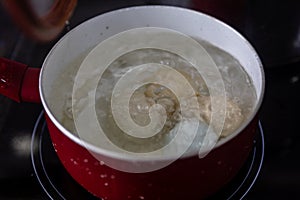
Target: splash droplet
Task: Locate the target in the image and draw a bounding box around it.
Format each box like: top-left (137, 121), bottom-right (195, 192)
top-left (100, 174), bottom-right (107, 178)
top-left (0, 78), bottom-right (9, 89)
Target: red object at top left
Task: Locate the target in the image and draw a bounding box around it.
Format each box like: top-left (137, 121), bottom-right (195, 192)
top-left (1, 0), bottom-right (77, 42)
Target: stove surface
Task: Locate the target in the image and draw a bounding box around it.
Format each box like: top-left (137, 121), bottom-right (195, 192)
top-left (1, 0), bottom-right (300, 199)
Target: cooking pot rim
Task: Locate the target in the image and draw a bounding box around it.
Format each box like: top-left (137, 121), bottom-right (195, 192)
top-left (39, 5), bottom-right (265, 162)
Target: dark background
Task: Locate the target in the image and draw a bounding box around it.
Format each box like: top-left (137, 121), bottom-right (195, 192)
top-left (1, 0), bottom-right (300, 199)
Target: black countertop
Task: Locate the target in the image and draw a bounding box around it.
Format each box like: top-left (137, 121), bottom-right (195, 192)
top-left (1, 0), bottom-right (300, 199)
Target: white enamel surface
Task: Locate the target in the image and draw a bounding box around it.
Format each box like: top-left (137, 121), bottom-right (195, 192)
top-left (40, 6), bottom-right (264, 161)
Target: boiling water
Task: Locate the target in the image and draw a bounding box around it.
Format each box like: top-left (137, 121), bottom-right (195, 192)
top-left (48, 39), bottom-right (256, 153)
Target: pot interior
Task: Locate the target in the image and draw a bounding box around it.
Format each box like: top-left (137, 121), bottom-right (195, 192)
top-left (40, 6), bottom-right (264, 159)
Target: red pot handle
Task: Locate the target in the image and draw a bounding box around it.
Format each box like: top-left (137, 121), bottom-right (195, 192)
top-left (0, 57), bottom-right (40, 103)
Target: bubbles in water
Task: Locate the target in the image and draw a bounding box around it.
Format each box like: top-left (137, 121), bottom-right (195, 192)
top-left (50, 39), bottom-right (256, 154)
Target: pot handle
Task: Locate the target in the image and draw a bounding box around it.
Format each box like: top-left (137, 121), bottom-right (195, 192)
top-left (0, 57), bottom-right (40, 103)
top-left (1, 0), bottom-right (77, 42)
